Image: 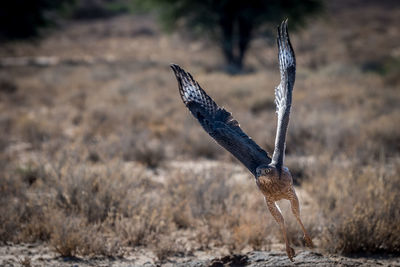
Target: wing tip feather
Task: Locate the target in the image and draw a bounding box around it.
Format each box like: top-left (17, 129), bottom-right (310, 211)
top-left (170, 63), bottom-right (181, 73)
top-left (170, 63), bottom-right (187, 103)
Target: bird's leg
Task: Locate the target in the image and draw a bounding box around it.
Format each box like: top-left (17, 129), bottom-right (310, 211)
top-left (265, 197), bottom-right (295, 262)
top-left (288, 188), bottom-right (314, 248)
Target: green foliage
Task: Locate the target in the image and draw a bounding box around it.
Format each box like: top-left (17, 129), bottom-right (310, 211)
top-left (0, 0), bottom-right (73, 40)
top-left (0, 0), bottom-right (136, 39)
top-left (138, 0), bottom-right (322, 33)
top-left (134, 0), bottom-right (323, 72)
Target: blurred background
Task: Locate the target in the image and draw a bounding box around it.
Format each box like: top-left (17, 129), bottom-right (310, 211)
top-left (0, 0), bottom-right (399, 264)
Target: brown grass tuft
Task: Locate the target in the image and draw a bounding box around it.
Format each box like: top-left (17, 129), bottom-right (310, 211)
top-left (306, 158), bottom-right (400, 254)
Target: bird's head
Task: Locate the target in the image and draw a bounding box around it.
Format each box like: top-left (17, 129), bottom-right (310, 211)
top-left (256, 164), bottom-right (291, 180)
top-left (256, 164), bottom-right (277, 178)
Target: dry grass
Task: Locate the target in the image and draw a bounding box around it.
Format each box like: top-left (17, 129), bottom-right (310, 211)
top-left (305, 158), bottom-right (400, 254)
top-left (0, 0), bottom-right (399, 261)
top-left (0, 152), bottom-right (276, 259)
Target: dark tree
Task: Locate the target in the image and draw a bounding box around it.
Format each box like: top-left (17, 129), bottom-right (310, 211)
top-left (137, 0), bottom-right (322, 73)
top-left (0, 0), bottom-right (73, 40)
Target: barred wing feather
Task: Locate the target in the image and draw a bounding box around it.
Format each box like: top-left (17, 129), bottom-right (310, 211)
top-left (171, 64), bottom-right (271, 176)
top-left (271, 20), bottom-right (296, 169)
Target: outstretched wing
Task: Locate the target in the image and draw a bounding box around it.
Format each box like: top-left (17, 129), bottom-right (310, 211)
top-left (271, 20), bottom-right (296, 169)
top-left (171, 64), bottom-right (271, 176)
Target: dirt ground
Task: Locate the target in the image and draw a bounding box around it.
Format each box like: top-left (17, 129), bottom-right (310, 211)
top-left (1, 242), bottom-right (400, 266)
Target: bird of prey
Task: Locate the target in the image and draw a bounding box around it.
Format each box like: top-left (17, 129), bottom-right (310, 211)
top-left (171, 20), bottom-right (313, 261)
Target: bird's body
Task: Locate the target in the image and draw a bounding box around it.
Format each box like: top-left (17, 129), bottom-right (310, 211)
top-left (171, 20), bottom-right (313, 262)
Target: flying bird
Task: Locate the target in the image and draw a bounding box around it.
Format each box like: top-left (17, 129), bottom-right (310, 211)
top-left (171, 20), bottom-right (313, 261)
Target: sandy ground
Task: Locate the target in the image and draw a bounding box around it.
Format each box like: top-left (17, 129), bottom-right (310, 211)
top-left (1, 242), bottom-right (400, 266)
